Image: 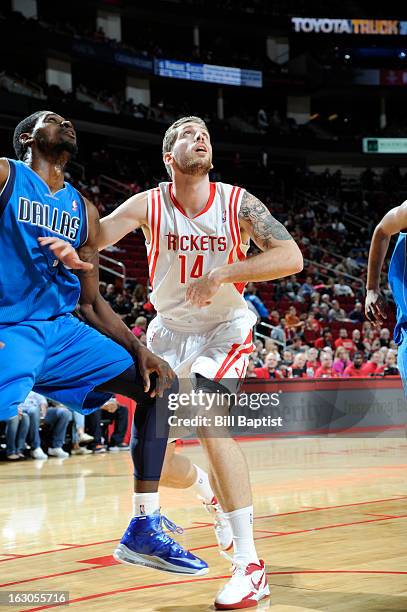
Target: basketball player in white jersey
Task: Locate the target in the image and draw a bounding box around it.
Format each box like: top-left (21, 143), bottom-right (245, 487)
top-left (43, 116), bottom-right (303, 609)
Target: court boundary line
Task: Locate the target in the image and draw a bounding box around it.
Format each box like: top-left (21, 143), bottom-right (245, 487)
top-left (18, 567), bottom-right (407, 612)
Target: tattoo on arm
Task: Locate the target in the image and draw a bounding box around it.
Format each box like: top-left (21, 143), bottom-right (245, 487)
top-left (239, 190), bottom-right (293, 249)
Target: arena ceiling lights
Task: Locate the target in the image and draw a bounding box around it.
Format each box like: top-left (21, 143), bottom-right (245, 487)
top-left (291, 17), bottom-right (407, 35)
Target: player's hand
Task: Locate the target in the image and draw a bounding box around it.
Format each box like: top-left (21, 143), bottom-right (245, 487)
top-left (365, 289), bottom-right (387, 327)
top-left (38, 237), bottom-right (94, 271)
top-left (186, 271), bottom-right (222, 308)
top-left (135, 344), bottom-right (176, 398)
top-left (0, 341), bottom-right (4, 349)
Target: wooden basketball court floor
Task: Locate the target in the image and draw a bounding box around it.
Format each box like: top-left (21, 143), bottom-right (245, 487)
top-left (0, 437), bottom-right (406, 611)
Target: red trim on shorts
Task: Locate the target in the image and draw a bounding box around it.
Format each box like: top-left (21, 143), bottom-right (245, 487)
top-left (149, 188), bottom-right (161, 287)
top-left (169, 182), bottom-right (216, 219)
top-left (214, 330), bottom-right (253, 380)
top-left (217, 344), bottom-right (254, 380)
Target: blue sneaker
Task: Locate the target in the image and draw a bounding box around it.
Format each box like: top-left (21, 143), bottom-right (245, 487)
top-left (113, 513), bottom-right (208, 575)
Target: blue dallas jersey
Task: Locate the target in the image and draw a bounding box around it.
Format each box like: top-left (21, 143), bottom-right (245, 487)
top-left (388, 232), bottom-right (407, 344)
top-left (0, 158), bottom-right (88, 324)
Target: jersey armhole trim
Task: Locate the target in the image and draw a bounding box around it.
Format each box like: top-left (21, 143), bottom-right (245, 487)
top-left (0, 159), bottom-right (16, 221)
top-left (77, 192), bottom-right (89, 247)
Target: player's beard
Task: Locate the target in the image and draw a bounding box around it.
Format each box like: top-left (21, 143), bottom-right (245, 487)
top-left (36, 134), bottom-right (78, 159)
top-left (176, 152), bottom-right (212, 176)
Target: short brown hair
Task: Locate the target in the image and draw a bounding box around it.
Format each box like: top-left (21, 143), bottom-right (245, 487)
top-left (162, 115), bottom-right (208, 178)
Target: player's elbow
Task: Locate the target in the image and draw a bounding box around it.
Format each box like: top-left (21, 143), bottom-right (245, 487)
top-left (286, 244), bottom-right (304, 275)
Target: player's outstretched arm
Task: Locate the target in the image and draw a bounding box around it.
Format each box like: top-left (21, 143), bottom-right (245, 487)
top-left (366, 202), bottom-right (407, 325)
top-left (38, 191), bottom-right (149, 268)
top-left (98, 191), bottom-right (148, 251)
top-left (186, 190), bottom-right (303, 307)
top-left (77, 198), bottom-right (175, 397)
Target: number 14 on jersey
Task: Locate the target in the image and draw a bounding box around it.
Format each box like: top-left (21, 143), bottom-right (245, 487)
top-left (179, 254), bottom-right (204, 283)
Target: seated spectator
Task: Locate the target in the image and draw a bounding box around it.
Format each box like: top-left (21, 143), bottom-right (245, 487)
top-left (264, 339), bottom-right (280, 354)
top-left (286, 335), bottom-right (306, 354)
top-left (44, 402), bottom-right (72, 458)
top-left (104, 283), bottom-right (117, 304)
top-left (269, 310), bottom-right (280, 326)
top-left (244, 283), bottom-right (269, 319)
top-left (113, 293), bottom-right (132, 318)
top-left (315, 329), bottom-right (334, 350)
top-left (320, 294), bottom-right (332, 308)
top-left (85, 409), bottom-right (107, 454)
top-left (298, 275), bottom-right (315, 299)
top-left (284, 306), bottom-right (303, 332)
top-left (246, 357), bottom-right (258, 379)
top-left (254, 353), bottom-right (284, 379)
top-left (270, 318), bottom-right (286, 346)
top-left (332, 347), bottom-right (350, 377)
top-left (379, 328), bottom-right (391, 348)
top-left (286, 274), bottom-right (301, 301)
top-left (19, 391), bottom-right (48, 460)
top-left (314, 352), bottom-right (339, 378)
top-left (334, 329), bottom-right (356, 355)
top-left (352, 328), bottom-right (365, 352)
top-left (349, 302), bottom-right (364, 323)
top-left (291, 353), bottom-right (308, 378)
top-left (101, 398), bottom-right (129, 451)
top-left (302, 316), bottom-right (321, 346)
top-left (251, 341), bottom-right (265, 367)
top-left (334, 277), bottom-right (354, 297)
top-left (306, 347), bottom-right (320, 376)
top-left (328, 300), bottom-right (347, 322)
top-left (343, 352), bottom-right (368, 378)
top-left (363, 351), bottom-right (384, 376)
top-left (281, 349), bottom-right (294, 367)
top-left (131, 315), bottom-right (148, 338)
top-left (318, 303), bottom-right (330, 324)
top-left (71, 411), bottom-right (94, 455)
top-left (5, 407), bottom-right (29, 460)
top-left (381, 350), bottom-right (399, 376)
top-left (132, 283), bottom-right (147, 307)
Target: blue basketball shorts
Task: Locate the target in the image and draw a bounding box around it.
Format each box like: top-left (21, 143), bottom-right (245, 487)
top-left (0, 314), bottom-right (134, 420)
top-left (397, 326), bottom-right (407, 395)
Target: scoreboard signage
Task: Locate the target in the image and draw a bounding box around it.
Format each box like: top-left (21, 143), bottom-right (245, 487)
top-left (154, 59), bottom-right (262, 88)
top-left (292, 17), bottom-right (407, 35)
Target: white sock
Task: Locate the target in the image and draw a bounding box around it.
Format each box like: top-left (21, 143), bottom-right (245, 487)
top-left (192, 464), bottom-right (214, 503)
top-left (133, 492), bottom-right (160, 517)
top-left (224, 505), bottom-right (259, 566)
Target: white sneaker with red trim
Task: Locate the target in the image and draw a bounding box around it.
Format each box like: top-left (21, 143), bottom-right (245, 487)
top-left (201, 496), bottom-right (233, 551)
top-left (215, 555), bottom-right (270, 610)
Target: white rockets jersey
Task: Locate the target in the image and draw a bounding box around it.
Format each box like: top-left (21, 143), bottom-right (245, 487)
top-left (145, 181), bottom-right (256, 332)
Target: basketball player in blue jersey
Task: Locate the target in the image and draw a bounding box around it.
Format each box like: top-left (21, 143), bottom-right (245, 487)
top-left (366, 202), bottom-right (407, 385)
top-left (0, 110), bottom-right (207, 576)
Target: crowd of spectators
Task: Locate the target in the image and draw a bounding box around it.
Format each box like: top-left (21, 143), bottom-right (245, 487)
top-left (244, 279), bottom-right (399, 380)
top-left (0, 392), bottom-right (130, 461)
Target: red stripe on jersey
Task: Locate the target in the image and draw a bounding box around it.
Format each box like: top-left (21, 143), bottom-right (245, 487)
top-left (228, 187), bottom-right (246, 294)
top-left (150, 188), bottom-right (161, 287)
top-left (169, 182), bottom-right (216, 219)
top-left (147, 189), bottom-right (156, 266)
top-left (227, 186), bottom-right (237, 264)
top-left (233, 188), bottom-right (245, 261)
top-left (214, 330), bottom-right (253, 380)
